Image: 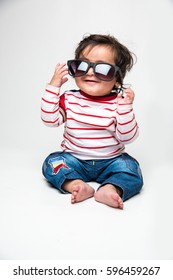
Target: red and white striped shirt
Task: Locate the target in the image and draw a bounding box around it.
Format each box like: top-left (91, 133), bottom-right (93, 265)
top-left (41, 84), bottom-right (139, 160)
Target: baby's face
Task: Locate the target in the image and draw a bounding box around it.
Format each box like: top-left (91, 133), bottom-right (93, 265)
top-left (75, 45), bottom-right (118, 97)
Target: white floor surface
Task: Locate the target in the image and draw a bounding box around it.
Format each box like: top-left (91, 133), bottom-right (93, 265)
top-left (0, 148), bottom-right (173, 260)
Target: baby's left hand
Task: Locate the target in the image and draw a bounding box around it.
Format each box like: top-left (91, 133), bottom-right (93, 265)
top-left (117, 87), bottom-right (135, 105)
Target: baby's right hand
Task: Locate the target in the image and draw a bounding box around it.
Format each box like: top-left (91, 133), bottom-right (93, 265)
top-left (49, 63), bottom-right (68, 88)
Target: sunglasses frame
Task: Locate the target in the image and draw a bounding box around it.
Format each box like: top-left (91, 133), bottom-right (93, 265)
top-left (67, 59), bottom-right (120, 81)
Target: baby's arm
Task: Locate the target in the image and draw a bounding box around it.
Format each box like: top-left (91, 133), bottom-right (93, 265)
top-left (115, 88), bottom-right (139, 144)
top-left (41, 64), bottom-right (68, 127)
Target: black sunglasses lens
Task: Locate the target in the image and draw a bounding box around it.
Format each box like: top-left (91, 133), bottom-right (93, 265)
top-left (68, 60), bottom-right (88, 77)
top-left (95, 64), bottom-right (115, 81)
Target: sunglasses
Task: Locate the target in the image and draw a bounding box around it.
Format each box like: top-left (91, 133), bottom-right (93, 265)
top-left (67, 59), bottom-right (120, 81)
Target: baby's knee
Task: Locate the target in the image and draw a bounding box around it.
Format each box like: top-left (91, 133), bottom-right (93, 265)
top-left (42, 154), bottom-right (69, 178)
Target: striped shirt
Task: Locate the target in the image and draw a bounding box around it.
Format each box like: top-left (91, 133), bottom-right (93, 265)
top-left (41, 84), bottom-right (139, 160)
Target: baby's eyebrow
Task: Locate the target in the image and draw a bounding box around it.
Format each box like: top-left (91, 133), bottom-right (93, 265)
top-left (79, 56), bottom-right (89, 60)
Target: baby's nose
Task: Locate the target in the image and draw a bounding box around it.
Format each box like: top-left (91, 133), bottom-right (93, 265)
top-left (87, 66), bottom-right (94, 75)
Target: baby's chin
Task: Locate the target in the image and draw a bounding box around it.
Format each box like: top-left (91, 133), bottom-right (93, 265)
top-left (80, 87), bottom-right (112, 97)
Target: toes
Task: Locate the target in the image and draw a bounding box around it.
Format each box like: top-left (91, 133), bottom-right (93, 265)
top-left (119, 201), bottom-right (124, 209)
top-left (71, 185), bottom-right (80, 203)
top-left (114, 194), bottom-right (124, 209)
top-left (117, 197), bottom-right (124, 209)
top-left (71, 195), bottom-right (76, 204)
top-left (71, 190), bottom-right (78, 204)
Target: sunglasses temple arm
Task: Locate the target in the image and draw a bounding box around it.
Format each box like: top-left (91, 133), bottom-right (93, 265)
top-left (117, 68), bottom-right (123, 87)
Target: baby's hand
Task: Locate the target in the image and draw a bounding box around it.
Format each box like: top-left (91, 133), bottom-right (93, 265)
top-left (49, 63), bottom-right (68, 88)
top-left (117, 87), bottom-right (135, 105)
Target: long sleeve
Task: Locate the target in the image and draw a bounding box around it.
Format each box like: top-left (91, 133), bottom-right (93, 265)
top-left (115, 103), bottom-right (139, 144)
top-left (41, 84), bottom-right (66, 127)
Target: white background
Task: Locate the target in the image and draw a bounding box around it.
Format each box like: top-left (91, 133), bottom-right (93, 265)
top-left (0, 0), bottom-right (173, 261)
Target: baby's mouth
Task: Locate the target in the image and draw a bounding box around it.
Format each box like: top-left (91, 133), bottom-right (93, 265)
top-left (84, 79), bottom-right (99, 83)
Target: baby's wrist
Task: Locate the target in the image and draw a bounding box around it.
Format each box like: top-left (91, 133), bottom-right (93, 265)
top-left (49, 76), bottom-right (62, 88)
top-left (49, 82), bottom-right (61, 88)
top-left (46, 83), bottom-right (60, 94)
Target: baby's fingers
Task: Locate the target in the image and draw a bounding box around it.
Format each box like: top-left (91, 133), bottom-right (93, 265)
top-left (55, 63), bottom-right (68, 74)
top-left (124, 88), bottom-right (135, 102)
top-left (49, 63), bottom-right (68, 87)
top-left (117, 88), bottom-right (134, 104)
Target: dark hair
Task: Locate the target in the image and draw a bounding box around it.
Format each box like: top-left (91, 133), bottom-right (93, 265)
top-left (75, 34), bottom-right (136, 85)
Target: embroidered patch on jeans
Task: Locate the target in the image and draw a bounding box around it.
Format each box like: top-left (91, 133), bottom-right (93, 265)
top-left (48, 157), bottom-right (69, 175)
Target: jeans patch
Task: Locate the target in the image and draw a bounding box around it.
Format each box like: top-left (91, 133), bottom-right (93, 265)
top-left (48, 156), bottom-right (69, 175)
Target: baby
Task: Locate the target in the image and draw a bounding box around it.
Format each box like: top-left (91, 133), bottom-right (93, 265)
top-left (41, 34), bottom-right (143, 209)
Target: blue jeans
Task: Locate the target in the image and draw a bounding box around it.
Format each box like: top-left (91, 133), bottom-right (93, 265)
top-left (42, 152), bottom-right (143, 201)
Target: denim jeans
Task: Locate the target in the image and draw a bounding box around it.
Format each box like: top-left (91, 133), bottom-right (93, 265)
top-left (42, 152), bottom-right (143, 201)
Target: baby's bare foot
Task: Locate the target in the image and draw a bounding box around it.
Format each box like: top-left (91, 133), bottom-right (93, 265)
top-left (94, 184), bottom-right (124, 209)
top-left (71, 182), bottom-right (95, 204)
top-left (62, 179), bottom-right (95, 204)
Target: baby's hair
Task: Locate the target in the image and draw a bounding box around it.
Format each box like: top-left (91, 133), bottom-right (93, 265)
top-left (75, 34), bottom-right (136, 85)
